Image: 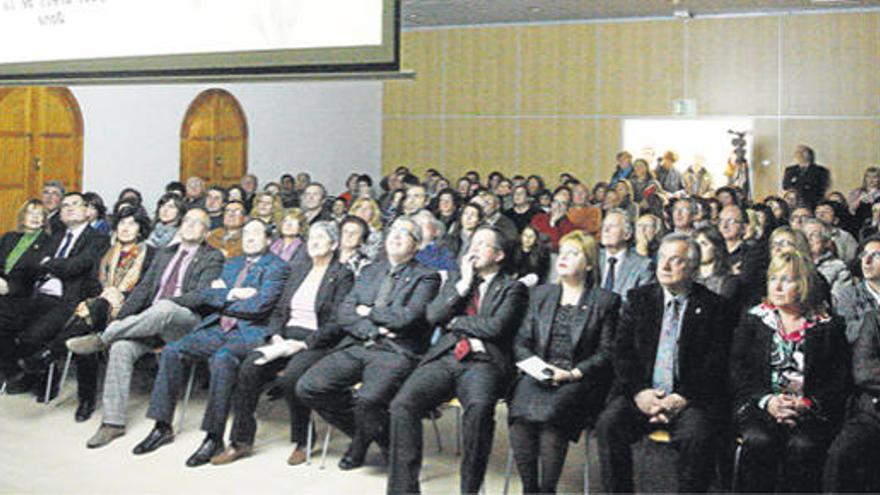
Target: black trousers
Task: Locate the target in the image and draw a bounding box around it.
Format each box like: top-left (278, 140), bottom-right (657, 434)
top-left (230, 347), bottom-right (330, 446)
top-left (595, 395), bottom-right (717, 493)
top-left (0, 294), bottom-right (75, 368)
top-left (296, 344), bottom-right (418, 459)
top-left (824, 406), bottom-right (880, 493)
top-left (735, 408), bottom-right (833, 493)
top-left (387, 353), bottom-right (504, 495)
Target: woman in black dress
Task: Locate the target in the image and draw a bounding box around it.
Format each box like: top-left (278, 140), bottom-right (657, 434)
top-left (507, 230), bottom-right (620, 494)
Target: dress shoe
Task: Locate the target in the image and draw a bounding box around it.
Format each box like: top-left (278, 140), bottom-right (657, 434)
top-left (186, 436), bottom-right (225, 467)
top-left (3, 372), bottom-right (36, 395)
top-left (75, 399), bottom-right (96, 422)
top-left (87, 424), bottom-right (125, 449)
top-left (132, 426), bottom-right (174, 455)
top-left (337, 446), bottom-right (366, 471)
top-left (17, 349), bottom-right (53, 374)
top-left (210, 443), bottom-right (253, 465)
top-left (66, 333), bottom-right (105, 355)
top-left (287, 446), bottom-right (308, 466)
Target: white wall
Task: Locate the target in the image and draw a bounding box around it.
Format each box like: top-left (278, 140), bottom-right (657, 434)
top-left (72, 81), bottom-right (383, 209)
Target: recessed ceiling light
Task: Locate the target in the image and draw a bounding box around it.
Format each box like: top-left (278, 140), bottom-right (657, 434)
top-left (528, 6), bottom-right (542, 13)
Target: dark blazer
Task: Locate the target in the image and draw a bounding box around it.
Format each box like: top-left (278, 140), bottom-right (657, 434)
top-left (194, 252), bottom-right (290, 333)
top-left (515, 284), bottom-right (620, 390)
top-left (0, 231), bottom-right (54, 297)
top-left (423, 272), bottom-right (528, 375)
top-left (782, 163), bottom-right (830, 209)
top-left (265, 256), bottom-right (354, 350)
top-left (337, 258), bottom-right (441, 357)
top-left (731, 309), bottom-right (850, 424)
top-left (852, 310), bottom-right (880, 420)
top-left (615, 282), bottom-right (731, 411)
top-left (117, 243), bottom-right (225, 319)
top-left (36, 226), bottom-right (110, 303)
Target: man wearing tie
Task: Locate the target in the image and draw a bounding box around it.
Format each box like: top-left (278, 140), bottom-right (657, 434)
top-left (0, 192), bottom-right (109, 397)
top-left (297, 216), bottom-right (441, 471)
top-left (598, 209), bottom-right (655, 303)
top-left (131, 219), bottom-right (289, 467)
top-left (387, 225), bottom-right (527, 494)
top-left (595, 233), bottom-right (730, 493)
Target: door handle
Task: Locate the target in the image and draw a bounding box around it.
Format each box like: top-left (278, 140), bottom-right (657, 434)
top-left (33, 156), bottom-right (41, 171)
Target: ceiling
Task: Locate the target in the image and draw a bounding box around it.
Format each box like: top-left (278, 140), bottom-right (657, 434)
top-left (401, 0), bottom-right (880, 27)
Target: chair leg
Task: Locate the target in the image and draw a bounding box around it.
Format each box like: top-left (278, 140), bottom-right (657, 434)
top-left (176, 363), bottom-right (196, 433)
top-left (583, 431), bottom-right (591, 495)
top-left (503, 447), bottom-right (514, 495)
top-left (430, 414), bottom-right (443, 454)
top-left (731, 441), bottom-right (743, 493)
top-left (319, 425), bottom-right (333, 469)
top-left (43, 361), bottom-right (56, 404)
top-left (455, 406), bottom-right (463, 456)
top-left (0, 380), bottom-right (6, 395)
top-left (306, 415), bottom-right (314, 465)
top-left (58, 350), bottom-right (74, 398)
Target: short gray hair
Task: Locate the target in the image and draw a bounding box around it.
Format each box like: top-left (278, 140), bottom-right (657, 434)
top-left (660, 232), bottom-right (701, 273)
top-left (413, 209), bottom-right (446, 238)
top-left (310, 220), bottom-right (340, 246)
top-left (605, 208), bottom-right (634, 238)
top-left (803, 218), bottom-right (831, 241)
top-left (390, 215), bottom-right (423, 245)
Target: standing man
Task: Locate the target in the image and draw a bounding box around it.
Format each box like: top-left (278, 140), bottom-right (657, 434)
top-left (297, 216), bottom-right (441, 471)
top-left (596, 233), bottom-right (731, 493)
top-left (782, 145), bottom-right (830, 210)
top-left (388, 226), bottom-right (527, 494)
top-left (131, 219), bottom-right (289, 466)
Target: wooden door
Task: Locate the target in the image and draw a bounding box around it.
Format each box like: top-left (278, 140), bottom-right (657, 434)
top-left (180, 89), bottom-right (248, 187)
top-left (0, 87), bottom-right (83, 232)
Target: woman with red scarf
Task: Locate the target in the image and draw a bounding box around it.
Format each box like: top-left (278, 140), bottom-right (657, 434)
top-left (730, 250), bottom-right (849, 493)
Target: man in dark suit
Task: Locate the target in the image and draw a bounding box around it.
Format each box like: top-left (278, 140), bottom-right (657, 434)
top-left (599, 208), bottom-right (655, 303)
top-left (65, 208), bottom-right (224, 448)
top-left (130, 218), bottom-right (289, 467)
top-left (782, 144), bottom-right (830, 210)
top-left (0, 192), bottom-right (109, 397)
top-left (297, 216), bottom-right (441, 471)
top-left (595, 232), bottom-right (731, 493)
top-left (387, 226), bottom-right (527, 494)
top-left (475, 191), bottom-right (519, 245)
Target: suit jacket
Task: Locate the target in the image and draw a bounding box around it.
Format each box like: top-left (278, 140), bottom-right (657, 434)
top-left (0, 231), bottom-right (54, 297)
top-left (337, 258), bottom-right (441, 357)
top-left (852, 310), bottom-right (880, 419)
top-left (194, 252), bottom-right (290, 333)
top-left (782, 163), bottom-right (830, 209)
top-left (615, 283), bottom-right (731, 411)
top-left (835, 281), bottom-right (880, 344)
top-left (423, 272), bottom-right (528, 375)
top-left (730, 308), bottom-right (850, 424)
top-left (37, 226), bottom-right (110, 303)
top-left (599, 248), bottom-right (655, 302)
top-left (514, 284), bottom-right (620, 390)
top-left (265, 256), bottom-right (354, 350)
top-left (117, 243), bottom-right (225, 319)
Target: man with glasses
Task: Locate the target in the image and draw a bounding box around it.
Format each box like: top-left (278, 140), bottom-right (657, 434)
top-left (671, 198), bottom-right (696, 236)
top-left (804, 218), bottom-right (853, 303)
top-left (789, 206), bottom-right (813, 232)
top-left (596, 233), bottom-right (731, 493)
top-left (836, 236), bottom-right (880, 344)
top-left (41, 180), bottom-right (66, 234)
top-left (720, 204), bottom-right (770, 309)
top-left (206, 200), bottom-right (247, 258)
top-left (297, 216), bottom-right (441, 471)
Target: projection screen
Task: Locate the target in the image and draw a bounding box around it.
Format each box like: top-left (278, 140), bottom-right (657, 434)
top-left (0, 0), bottom-right (399, 84)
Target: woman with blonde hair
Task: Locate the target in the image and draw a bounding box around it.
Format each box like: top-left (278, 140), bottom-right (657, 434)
top-left (0, 199), bottom-right (52, 298)
top-left (349, 197), bottom-right (384, 259)
top-left (250, 191), bottom-right (284, 237)
top-left (507, 230), bottom-right (620, 494)
top-left (730, 250), bottom-right (848, 493)
top-left (270, 208), bottom-right (308, 262)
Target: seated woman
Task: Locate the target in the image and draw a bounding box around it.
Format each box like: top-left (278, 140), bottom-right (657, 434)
top-left (510, 225), bottom-right (550, 287)
top-left (445, 202), bottom-right (484, 260)
top-left (270, 208), bottom-right (307, 262)
top-left (337, 215), bottom-right (372, 276)
top-left (730, 251), bottom-right (849, 493)
top-left (507, 231), bottom-right (620, 494)
top-left (17, 205), bottom-right (155, 421)
top-left (211, 221), bottom-right (353, 466)
top-left (693, 225), bottom-right (738, 300)
top-left (250, 191), bottom-right (283, 238)
top-left (146, 193), bottom-right (185, 248)
top-left (348, 197), bottom-right (384, 260)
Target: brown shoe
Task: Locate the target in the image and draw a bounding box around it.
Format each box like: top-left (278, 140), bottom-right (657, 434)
top-left (210, 443), bottom-right (253, 465)
top-left (287, 446), bottom-right (308, 466)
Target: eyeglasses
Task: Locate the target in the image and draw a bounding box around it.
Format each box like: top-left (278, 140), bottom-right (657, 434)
top-left (771, 239), bottom-right (795, 248)
top-left (861, 251), bottom-right (880, 263)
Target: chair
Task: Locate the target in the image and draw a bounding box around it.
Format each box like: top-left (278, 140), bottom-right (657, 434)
top-left (503, 428), bottom-right (592, 495)
top-left (731, 436), bottom-right (744, 493)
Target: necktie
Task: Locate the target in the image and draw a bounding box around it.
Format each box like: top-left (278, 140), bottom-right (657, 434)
top-left (56, 231), bottom-right (74, 259)
top-left (456, 277), bottom-right (483, 361)
top-left (220, 258), bottom-right (255, 332)
top-left (652, 298), bottom-right (682, 393)
top-left (158, 250), bottom-right (189, 300)
top-left (374, 266), bottom-right (399, 308)
top-left (603, 257), bottom-right (617, 291)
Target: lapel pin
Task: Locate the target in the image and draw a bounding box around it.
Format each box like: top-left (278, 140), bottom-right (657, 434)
top-left (695, 307), bottom-right (702, 315)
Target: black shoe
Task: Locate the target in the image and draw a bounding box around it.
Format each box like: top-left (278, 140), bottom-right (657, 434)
top-left (338, 446), bottom-right (366, 471)
top-left (17, 349), bottom-right (53, 375)
top-left (132, 426), bottom-right (174, 455)
top-left (75, 399), bottom-right (95, 422)
top-left (186, 436), bottom-right (225, 467)
top-left (3, 372), bottom-right (36, 395)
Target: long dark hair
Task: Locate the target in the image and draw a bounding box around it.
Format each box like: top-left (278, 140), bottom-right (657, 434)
top-left (694, 225), bottom-right (730, 276)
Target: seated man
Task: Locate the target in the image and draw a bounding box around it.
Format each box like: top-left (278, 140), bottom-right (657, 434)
top-left (0, 192), bottom-right (109, 397)
top-left (595, 233), bottom-right (731, 493)
top-left (834, 235), bottom-right (880, 343)
top-left (296, 216), bottom-right (441, 471)
top-left (599, 208), bottom-right (655, 303)
top-left (205, 200), bottom-right (246, 258)
top-left (66, 208), bottom-right (224, 448)
top-left (387, 225), bottom-right (527, 494)
top-left (130, 219), bottom-right (289, 467)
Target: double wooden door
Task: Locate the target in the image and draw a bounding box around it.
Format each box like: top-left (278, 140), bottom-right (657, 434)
top-left (180, 88), bottom-right (248, 187)
top-left (0, 87), bottom-right (83, 232)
